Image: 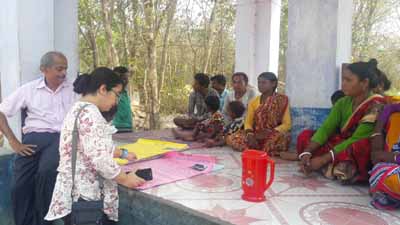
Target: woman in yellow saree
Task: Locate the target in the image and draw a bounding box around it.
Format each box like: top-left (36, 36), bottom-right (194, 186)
top-left (228, 72), bottom-right (291, 156)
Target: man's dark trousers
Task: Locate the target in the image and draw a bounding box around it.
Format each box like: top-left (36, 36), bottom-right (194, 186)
top-left (11, 132), bottom-right (60, 225)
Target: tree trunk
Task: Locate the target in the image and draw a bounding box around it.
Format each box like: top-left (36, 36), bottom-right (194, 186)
top-left (100, 0), bottom-right (120, 66)
top-left (78, 0), bottom-right (100, 69)
top-left (142, 0), bottom-right (160, 129)
top-left (117, 0), bottom-right (131, 66)
top-left (88, 30), bottom-right (100, 68)
top-left (202, 1), bottom-right (219, 73)
top-left (78, 26), bottom-right (98, 69)
top-left (359, 0), bottom-right (378, 60)
top-left (158, 0), bottom-right (177, 99)
top-left (129, 0), bottom-right (140, 59)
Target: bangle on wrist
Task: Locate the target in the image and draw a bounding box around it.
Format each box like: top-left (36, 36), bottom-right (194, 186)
top-left (329, 150), bottom-right (335, 162)
top-left (394, 153), bottom-right (400, 164)
top-left (120, 149), bottom-right (129, 159)
top-left (370, 132), bottom-right (382, 138)
top-left (298, 152), bottom-right (312, 160)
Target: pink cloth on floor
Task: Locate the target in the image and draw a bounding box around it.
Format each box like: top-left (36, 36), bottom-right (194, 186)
top-left (122, 151), bottom-right (216, 190)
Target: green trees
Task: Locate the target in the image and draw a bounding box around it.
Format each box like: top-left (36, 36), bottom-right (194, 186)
top-left (78, 0), bottom-right (236, 129)
top-left (78, 0), bottom-right (399, 129)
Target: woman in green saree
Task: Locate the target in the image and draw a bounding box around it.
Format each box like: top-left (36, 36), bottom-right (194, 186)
top-left (296, 59), bottom-right (386, 183)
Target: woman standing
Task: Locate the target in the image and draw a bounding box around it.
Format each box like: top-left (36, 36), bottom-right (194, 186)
top-left (45, 67), bottom-right (145, 224)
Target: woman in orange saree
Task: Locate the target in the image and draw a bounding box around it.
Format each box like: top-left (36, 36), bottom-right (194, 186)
top-left (229, 72), bottom-right (291, 156)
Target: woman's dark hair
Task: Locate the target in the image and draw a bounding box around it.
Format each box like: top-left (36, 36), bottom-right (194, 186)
top-left (73, 67), bottom-right (124, 95)
top-left (347, 59), bottom-right (380, 89)
top-left (376, 70), bottom-right (391, 91)
top-left (232, 72), bottom-right (249, 84)
top-left (258, 72), bottom-right (278, 90)
top-left (205, 96), bottom-right (220, 112)
top-left (228, 101), bottom-right (246, 118)
top-left (113, 66), bottom-right (130, 89)
top-left (194, 73), bottom-right (210, 88)
top-left (113, 66), bottom-right (129, 75)
top-left (211, 74), bottom-right (227, 86)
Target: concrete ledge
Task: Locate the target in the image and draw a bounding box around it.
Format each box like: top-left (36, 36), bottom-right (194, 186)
top-left (119, 187), bottom-right (233, 225)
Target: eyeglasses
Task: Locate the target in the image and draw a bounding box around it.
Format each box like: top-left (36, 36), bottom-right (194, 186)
top-left (110, 90), bottom-right (121, 102)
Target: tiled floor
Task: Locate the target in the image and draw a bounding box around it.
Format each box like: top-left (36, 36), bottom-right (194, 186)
top-left (115, 130), bottom-right (400, 225)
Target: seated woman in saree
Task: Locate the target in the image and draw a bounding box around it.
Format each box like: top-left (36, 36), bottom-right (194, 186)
top-left (369, 103), bottom-right (400, 210)
top-left (297, 59), bottom-right (386, 184)
top-left (45, 68), bottom-right (145, 225)
top-left (370, 103), bottom-right (400, 154)
top-left (228, 72), bottom-right (291, 156)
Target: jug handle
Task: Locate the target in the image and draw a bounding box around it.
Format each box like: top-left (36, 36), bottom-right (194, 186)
top-left (265, 157), bottom-right (275, 191)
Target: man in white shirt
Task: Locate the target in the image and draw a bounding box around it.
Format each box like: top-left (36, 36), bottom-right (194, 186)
top-left (0, 51), bottom-right (76, 225)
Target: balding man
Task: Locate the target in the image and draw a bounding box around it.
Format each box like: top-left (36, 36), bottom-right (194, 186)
top-left (0, 51), bottom-right (76, 225)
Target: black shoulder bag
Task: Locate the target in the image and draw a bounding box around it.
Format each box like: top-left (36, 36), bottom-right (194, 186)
top-left (70, 105), bottom-right (105, 225)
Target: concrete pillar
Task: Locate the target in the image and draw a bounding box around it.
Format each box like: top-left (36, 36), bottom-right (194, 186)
top-left (235, 0), bottom-right (281, 86)
top-left (0, 0), bottom-right (78, 148)
top-left (285, 0), bottom-right (353, 145)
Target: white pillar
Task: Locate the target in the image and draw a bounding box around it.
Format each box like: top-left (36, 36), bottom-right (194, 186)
top-left (285, 0), bottom-right (353, 146)
top-left (0, 0), bottom-right (78, 144)
top-left (235, 0), bottom-right (281, 87)
top-left (55, 0), bottom-right (80, 78)
top-left (286, 0), bottom-right (353, 108)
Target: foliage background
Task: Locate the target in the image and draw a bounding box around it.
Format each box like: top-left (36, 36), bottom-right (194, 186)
top-left (78, 0), bottom-right (400, 128)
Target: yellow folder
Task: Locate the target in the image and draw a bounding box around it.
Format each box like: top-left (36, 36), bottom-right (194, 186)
top-left (114, 138), bottom-right (188, 165)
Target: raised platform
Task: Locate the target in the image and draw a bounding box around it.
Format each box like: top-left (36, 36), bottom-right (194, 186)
top-left (114, 130), bottom-right (400, 225)
top-left (1, 129), bottom-right (400, 224)
top-left (124, 146), bottom-right (400, 225)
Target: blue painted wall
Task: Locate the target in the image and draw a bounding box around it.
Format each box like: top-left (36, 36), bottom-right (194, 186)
top-left (290, 107), bottom-right (330, 147)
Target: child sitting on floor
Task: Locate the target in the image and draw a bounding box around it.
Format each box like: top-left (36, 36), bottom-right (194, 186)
top-left (205, 101), bottom-right (246, 147)
top-left (224, 101), bottom-right (245, 135)
top-left (173, 96), bottom-right (224, 145)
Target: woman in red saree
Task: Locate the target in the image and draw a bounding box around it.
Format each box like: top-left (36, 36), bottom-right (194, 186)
top-left (229, 72), bottom-right (291, 156)
top-left (297, 59), bottom-right (386, 183)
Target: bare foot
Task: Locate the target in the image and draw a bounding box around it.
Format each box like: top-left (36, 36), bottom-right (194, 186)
top-left (298, 164), bottom-right (312, 176)
top-left (280, 152), bottom-right (299, 161)
top-left (182, 136), bottom-right (195, 141)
